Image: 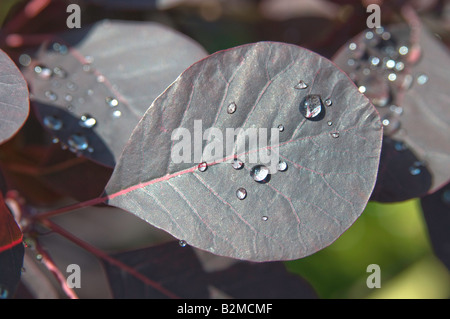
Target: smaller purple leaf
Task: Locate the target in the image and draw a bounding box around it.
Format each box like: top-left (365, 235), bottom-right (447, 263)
top-left (0, 49), bottom-right (29, 145)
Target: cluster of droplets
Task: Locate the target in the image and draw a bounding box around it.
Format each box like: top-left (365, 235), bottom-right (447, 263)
top-left (26, 42), bottom-right (126, 155)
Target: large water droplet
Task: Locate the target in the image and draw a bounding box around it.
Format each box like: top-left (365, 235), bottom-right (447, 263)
top-left (43, 115), bottom-right (63, 130)
top-left (294, 80), bottom-right (308, 89)
top-left (236, 188), bottom-right (247, 200)
top-left (198, 162), bottom-right (207, 172)
top-left (79, 114), bottom-right (97, 128)
top-left (299, 94), bottom-right (323, 120)
top-left (68, 133), bottom-right (89, 151)
top-left (106, 97), bottom-right (119, 107)
top-left (231, 158), bottom-right (244, 170)
top-left (227, 102), bottom-right (237, 114)
top-left (250, 165), bottom-right (270, 183)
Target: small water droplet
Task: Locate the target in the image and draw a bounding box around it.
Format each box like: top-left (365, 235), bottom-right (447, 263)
top-left (358, 86), bottom-right (367, 93)
top-left (236, 188), bottom-right (247, 200)
top-left (398, 45), bottom-right (409, 55)
top-left (381, 114), bottom-right (401, 136)
top-left (65, 94), bottom-right (73, 102)
top-left (19, 54), bottom-right (31, 67)
top-left (34, 65), bottom-right (52, 80)
top-left (231, 158), bottom-right (244, 170)
top-left (325, 99), bottom-right (332, 107)
top-left (45, 90), bottom-right (58, 101)
top-left (331, 132), bottom-right (340, 138)
top-left (395, 61), bottom-right (405, 71)
top-left (294, 80), bottom-right (308, 89)
top-left (86, 89), bottom-right (94, 96)
top-left (441, 189), bottom-right (450, 207)
top-left (365, 31), bottom-right (374, 40)
top-left (417, 74), bottom-right (428, 85)
top-left (389, 105), bottom-right (403, 115)
top-left (43, 115), bottom-right (63, 130)
top-left (198, 162), bottom-right (207, 172)
top-left (82, 64), bottom-right (92, 73)
top-left (68, 133), bottom-right (89, 151)
top-left (53, 66), bottom-right (67, 78)
top-left (112, 110), bottom-right (122, 118)
top-left (0, 285), bottom-right (9, 299)
top-left (79, 114), bottom-right (97, 128)
top-left (227, 102), bottom-right (237, 114)
top-left (262, 216), bottom-right (268, 221)
top-left (394, 141), bottom-right (407, 151)
top-left (348, 42), bottom-right (357, 51)
top-left (327, 121), bottom-right (333, 126)
top-left (409, 162), bottom-right (424, 176)
top-left (250, 165), bottom-right (270, 183)
top-left (106, 97), bottom-right (119, 107)
top-left (179, 240), bottom-right (187, 247)
top-left (96, 75), bottom-right (105, 83)
top-left (385, 59), bottom-right (396, 69)
top-left (87, 147), bottom-right (94, 153)
top-left (277, 124), bottom-right (284, 132)
top-left (370, 56), bottom-right (380, 66)
top-left (388, 73), bottom-right (397, 81)
top-left (300, 94), bottom-right (323, 120)
top-left (277, 161), bottom-right (288, 172)
top-left (66, 81), bottom-right (77, 91)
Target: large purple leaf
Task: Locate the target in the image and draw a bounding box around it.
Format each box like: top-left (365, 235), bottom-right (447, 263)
top-left (104, 41), bottom-right (382, 262)
top-left (333, 24), bottom-right (450, 199)
top-left (21, 19), bottom-right (207, 167)
top-left (0, 49), bottom-right (29, 145)
top-left (420, 182), bottom-right (450, 270)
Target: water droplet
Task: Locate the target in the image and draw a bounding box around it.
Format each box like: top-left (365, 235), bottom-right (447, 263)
top-left (250, 165), bottom-right (270, 183)
top-left (327, 121), bottom-right (333, 126)
top-left (300, 94), bottom-right (323, 120)
top-left (441, 189), bottom-right (450, 207)
top-left (0, 285), bottom-right (9, 299)
top-left (370, 56), bottom-right (380, 66)
top-left (357, 74), bottom-right (391, 107)
top-left (365, 31), bottom-right (374, 40)
top-left (82, 64), bottom-right (92, 73)
top-left (65, 94), bottom-right (73, 102)
top-left (53, 66), bottom-right (67, 78)
top-left (86, 89), bottom-right (94, 96)
top-left (348, 42), bottom-right (357, 51)
top-left (409, 161), bottom-right (424, 176)
top-left (294, 80), bottom-right (308, 89)
top-left (52, 137), bottom-right (60, 144)
top-left (394, 141), bottom-right (407, 151)
top-left (331, 132), bottom-right (340, 138)
top-left (106, 97), bottom-right (119, 107)
top-left (236, 188), bottom-right (247, 200)
top-left (79, 114), bottom-right (97, 128)
top-left (96, 75), bottom-right (105, 83)
top-left (325, 99), bottom-right (332, 107)
top-left (277, 161), bottom-right (288, 172)
top-left (388, 73), bottom-right (397, 81)
top-left (389, 105), bottom-right (403, 115)
top-left (68, 133), bottom-right (89, 151)
top-left (87, 147), bottom-right (94, 153)
top-left (277, 124), bottom-right (284, 132)
top-left (385, 59), bottom-right (396, 69)
top-left (198, 162), bottom-right (207, 172)
top-left (227, 102), bottom-right (237, 114)
top-left (262, 216), bottom-right (268, 221)
top-left (231, 158), bottom-right (244, 170)
top-left (45, 90), bottom-right (58, 101)
top-left (19, 54), bottom-right (31, 67)
top-left (381, 114), bottom-right (401, 136)
top-left (34, 65), bottom-right (52, 80)
top-left (112, 110), bottom-right (122, 118)
top-left (179, 240), bottom-right (187, 247)
top-left (66, 81), bottom-right (77, 91)
top-left (417, 74), bottom-right (428, 85)
top-left (43, 115), bottom-right (63, 130)
top-left (395, 61), bottom-right (405, 71)
top-left (398, 45), bottom-right (409, 55)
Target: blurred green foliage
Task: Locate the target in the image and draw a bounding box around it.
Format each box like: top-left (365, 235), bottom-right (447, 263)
top-left (286, 199), bottom-right (450, 298)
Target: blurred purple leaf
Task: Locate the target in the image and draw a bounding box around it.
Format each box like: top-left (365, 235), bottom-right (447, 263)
top-left (0, 49), bottom-right (29, 145)
top-left (22, 19), bottom-right (208, 168)
top-left (104, 42), bottom-right (382, 262)
top-left (333, 24), bottom-right (450, 200)
top-left (420, 182), bottom-right (450, 270)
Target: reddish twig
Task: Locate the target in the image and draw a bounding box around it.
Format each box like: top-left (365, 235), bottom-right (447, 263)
top-left (39, 219), bottom-right (180, 299)
top-left (34, 241), bottom-right (79, 299)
